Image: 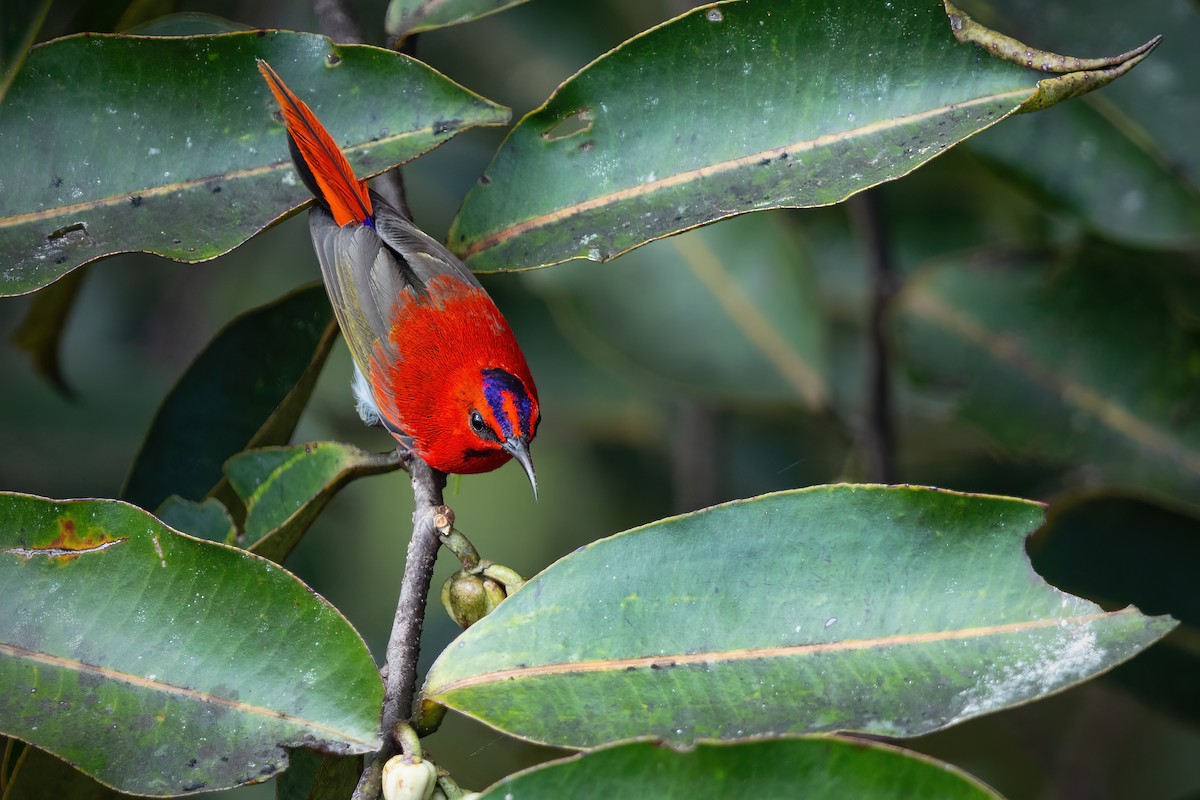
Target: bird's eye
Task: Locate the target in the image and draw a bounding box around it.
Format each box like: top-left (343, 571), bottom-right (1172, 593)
top-left (469, 410), bottom-right (486, 434)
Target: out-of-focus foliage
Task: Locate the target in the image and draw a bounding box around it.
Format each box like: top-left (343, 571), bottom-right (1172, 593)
top-left (0, 0), bottom-right (1196, 798)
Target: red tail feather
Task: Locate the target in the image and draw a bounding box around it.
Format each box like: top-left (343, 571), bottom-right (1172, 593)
top-left (257, 59), bottom-right (372, 227)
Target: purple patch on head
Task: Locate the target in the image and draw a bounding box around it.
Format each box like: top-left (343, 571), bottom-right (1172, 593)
top-left (482, 368), bottom-right (533, 440)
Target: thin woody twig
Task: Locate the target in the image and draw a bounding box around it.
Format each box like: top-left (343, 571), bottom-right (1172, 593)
top-left (312, 2), bottom-right (442, 798)
top-left (848, 190), bottom-right (898, 484)
top-left (352, 456), bottom-right (447, 800)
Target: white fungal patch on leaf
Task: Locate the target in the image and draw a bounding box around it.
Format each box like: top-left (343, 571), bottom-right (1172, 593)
top-left (951, 621), bottom-right (1105, 724)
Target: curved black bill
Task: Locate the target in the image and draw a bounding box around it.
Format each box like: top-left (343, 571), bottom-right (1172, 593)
top-left (502, 436), bottom-right (538, 500)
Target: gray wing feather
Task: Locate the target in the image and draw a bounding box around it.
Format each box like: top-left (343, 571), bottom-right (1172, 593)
top-left (309, 194), bottom-right (479, 377)
top-left (370, 190), bottom-right (482, 290)
top-left (309, 204), bottom-right (395, 373)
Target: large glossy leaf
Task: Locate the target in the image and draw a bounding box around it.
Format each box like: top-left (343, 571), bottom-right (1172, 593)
top-left (385, 0), bottom-right (530, 39)
top-left (897, 249), bottom-right (1200, 500)
top-left (225, 442), bottom-right (402, 563)
top-left (0, 493), bottom-right (382, 796)
top-left (122, 284), bottom-right (337, 513)
top-left (448, 0), bottom-right (1156, 271)
top-left (423, 484), bottom-right (1173, 747)
top-left (0, 31), bottom-right (508, 296)
top-left (476, 737), bottom-right (1002, 799)
top-left (0, 0), bottom-right (49, 103)
top-left (524, 212), bottom-right (827, 408)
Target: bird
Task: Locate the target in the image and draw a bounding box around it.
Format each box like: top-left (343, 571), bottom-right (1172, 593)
top-left (257, 60), bottom-right (540, 496)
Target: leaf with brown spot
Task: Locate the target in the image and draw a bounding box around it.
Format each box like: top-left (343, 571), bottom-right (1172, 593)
top-left (0, 492), bottom-right (381, 796)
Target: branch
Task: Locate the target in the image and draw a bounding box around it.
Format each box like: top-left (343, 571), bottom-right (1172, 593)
top-left (353, 456), bottom-right (447, 800)
top-left (670, 400), bottom-right (719, 513)
top-left (848, 190), bottom-right (898, 484)
top-left (310, 6), bottom-right (442, 798)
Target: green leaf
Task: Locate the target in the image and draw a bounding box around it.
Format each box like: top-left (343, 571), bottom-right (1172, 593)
top-left (276, 748), bottom-right (361, 800)
top-left (225, 442), bottom-right (403, 564)
top-left (0, 492), bottom-right (382, 796)
top-left (8, 265), bottom-right (87, 399)
top-left (123, 12), bottom-right (251, 35)
top-left (448, 0), bottom-right (1155, 271)
top-left (957, 0), bottom-right (1200, 251)
top-left (943, 2), bottom-right (1160, 113)
top-left (385, 0), bottom-right (530, 39)
top-left (121, 284), bottom-right (337, 513)
top-left (1, 745), bottom-right (122, 800)
top-left (525, 212), bottom-right (827, 408)
top-left (0, 0), bottom-right (49, 103)
top-left (423, 484), bottom-right (1173, 747)
top-left (475, 737), bottom-right (1002, 799)
top-left (967, 98), bottom-right (1200, 249)
top-left (153, 495), bottom-right (236, 544)
top-left (896, 249), bottom-right (1200, 500)
top-left (0, 31), bottom-right (509, 296)
top-left (959, 0), bottom-right (1200, 243)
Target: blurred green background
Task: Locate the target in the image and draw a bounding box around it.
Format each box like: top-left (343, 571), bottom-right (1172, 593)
top-left (2, 0), bottom-right (1199, 797)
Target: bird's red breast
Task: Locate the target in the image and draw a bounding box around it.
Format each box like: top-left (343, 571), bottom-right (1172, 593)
top-left (370, 273), bottom-right (539, 475)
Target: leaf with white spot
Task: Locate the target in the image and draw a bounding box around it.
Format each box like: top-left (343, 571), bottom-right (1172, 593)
top-left (423, 485), bottom-right (1174, 747)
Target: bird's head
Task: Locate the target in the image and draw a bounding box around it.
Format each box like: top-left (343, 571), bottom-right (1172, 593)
top-left (421, 365), bottom-right (540, 497)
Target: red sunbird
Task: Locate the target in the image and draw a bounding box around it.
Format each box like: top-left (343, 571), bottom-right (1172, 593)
top-left (258, 60), bottom-right (540, 496)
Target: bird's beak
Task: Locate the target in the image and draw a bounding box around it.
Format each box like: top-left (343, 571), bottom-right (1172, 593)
top-left (502, 436), bottom-right (538, 500)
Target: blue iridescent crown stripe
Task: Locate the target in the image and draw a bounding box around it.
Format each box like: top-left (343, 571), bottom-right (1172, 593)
top-left (482, 368), bottom-right (533, 440)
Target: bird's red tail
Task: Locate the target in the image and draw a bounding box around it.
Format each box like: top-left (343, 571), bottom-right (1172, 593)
top-left (257, 59), bottom-right (373, 227)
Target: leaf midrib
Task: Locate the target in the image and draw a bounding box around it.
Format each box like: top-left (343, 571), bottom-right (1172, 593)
top-left (0, 641), bottom-right (377, 749)
top-left (431, 609), bottom-right (1127, 694)
top-left (457, 88), bottom-right (1033, 258)
top-left (0, 129), bottom-right (436, 230)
